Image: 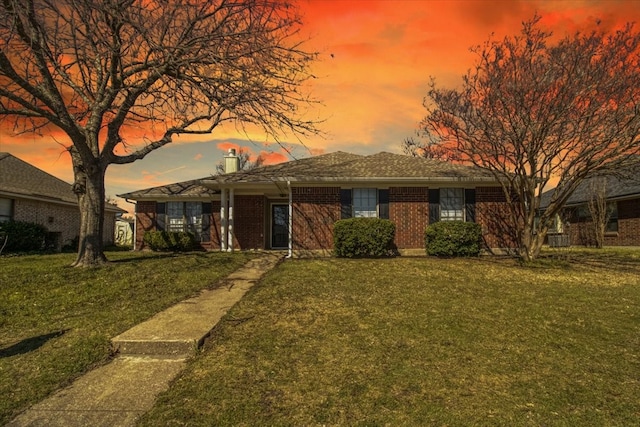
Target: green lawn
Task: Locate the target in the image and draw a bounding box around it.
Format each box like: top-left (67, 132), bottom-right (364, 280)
top-left (0, 251), bottom-right (254, 425)
top-left (138, 249), bottom-right (640, 426)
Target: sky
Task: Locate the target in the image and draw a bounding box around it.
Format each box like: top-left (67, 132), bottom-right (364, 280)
top-left (2, 0), bottom-right (640, 214)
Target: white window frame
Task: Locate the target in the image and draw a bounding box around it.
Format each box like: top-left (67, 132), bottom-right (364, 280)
top-left (166, 201), bottom-right (203, 236)
top-left (353, 188), bottom-right (378, 218)
top-left (440, 188), bottom-right (465, 221)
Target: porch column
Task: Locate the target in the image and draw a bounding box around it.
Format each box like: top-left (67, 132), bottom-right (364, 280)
top-left (227, 187), bottom-right (234, 251)
top-left (220, 188), bottom-right (227, 251)
top-left (287, 180), bottom-right (293, 257)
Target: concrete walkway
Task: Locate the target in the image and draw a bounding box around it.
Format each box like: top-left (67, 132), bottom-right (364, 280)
top-left (8, 253), bottom-right (284, 427)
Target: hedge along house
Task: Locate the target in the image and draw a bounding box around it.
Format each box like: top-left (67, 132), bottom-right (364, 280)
top-left (119, 150), bottom-right (515, 256)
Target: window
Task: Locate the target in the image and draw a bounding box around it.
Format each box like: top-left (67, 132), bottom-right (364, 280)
top-left (161, 202), bottom-right (210, 242)
top-left (0, 198), bottom-right (13, 222)
top-left (353, 188), bottom-right (377, 217)
top-left (440, 188), bottom-right (465, 221)
top-left (606, 202), bottom-right (618, 233)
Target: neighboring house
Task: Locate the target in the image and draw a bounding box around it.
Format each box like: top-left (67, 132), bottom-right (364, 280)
top-left (540, 165), bottom-right (640, 247)
top-left (0, 152), bottom-right (123, 250)
top-left (120, 150), bottom-right (515, 255)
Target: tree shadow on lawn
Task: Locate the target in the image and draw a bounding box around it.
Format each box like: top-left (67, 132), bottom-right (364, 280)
top-left (0, 329), bottom-right (69, 358)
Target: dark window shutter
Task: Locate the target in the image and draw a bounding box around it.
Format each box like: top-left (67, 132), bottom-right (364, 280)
top-left (156, 202), bottom-right (166, 230)
top-left (378, 189), bottom-right (389, 219)
top-left (428, 189), bottom-right (440, 223)
top-left (201, 202), bottom-right (212, 242)
top-left (340, 189), bottom-right (352, 219)
top-left (465, 189), bottom-right (476, 222)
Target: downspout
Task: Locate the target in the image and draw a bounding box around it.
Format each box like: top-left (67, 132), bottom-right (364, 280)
top-left (220, 188), bottom-right (227, 251)
top-left (228, 187), bottom-right (234, 252)
top-left (286, 180), bottom-right (293, 258)
top-left (131, 200), bottom-right (137, 251)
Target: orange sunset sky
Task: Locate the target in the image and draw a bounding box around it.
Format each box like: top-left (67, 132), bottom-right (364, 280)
top-left (1, 0), bottom-right (640, 214)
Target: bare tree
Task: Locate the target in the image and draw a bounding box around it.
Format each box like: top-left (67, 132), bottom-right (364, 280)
top-left (0, 0), bottom-right (319, 266)
top-left (586, 177), bottom-right (614, 249)
top-left (421, 15), bottom-right (640, 261)
top-left (401, 136), bottom-right (458, 162)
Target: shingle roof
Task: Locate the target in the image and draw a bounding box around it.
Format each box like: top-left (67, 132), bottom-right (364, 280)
top-left (211, 151), bottom-right (494, 183)
top-left (0, 152), bottom-right (124, 212)
top-left (540, 163), bottom-right (640, 208)
top-left (1, 152), bottom-right (78, 204)
top-left (118, 151), bottom-right (496, 199)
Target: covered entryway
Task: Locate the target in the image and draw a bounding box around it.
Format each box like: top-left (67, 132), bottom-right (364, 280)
top-left (270, 203), bottom-right (289, 249)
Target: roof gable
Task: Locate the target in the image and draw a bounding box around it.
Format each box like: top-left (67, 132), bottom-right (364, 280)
top-left (0, 152), bottom-right (124, 212)
top-left (540, 163), bottom-right (640, 208)
top-left (0, 152), bottom-right (77, 204)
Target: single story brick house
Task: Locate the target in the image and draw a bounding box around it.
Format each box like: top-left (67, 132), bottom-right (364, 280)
top-left (0, 152), bottom-right (123, 250)
top-left (541, 165), bottom-right (640, 247)
top-left (120, 151), bottom-right (515, 255)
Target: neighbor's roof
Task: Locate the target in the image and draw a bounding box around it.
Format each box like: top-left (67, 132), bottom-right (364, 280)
top-left (0, 152), bottom-right (124, 212)
top-left (540, 163), bottom-right (640, 208)
top-left (119, 151), bottom-right (496, 200)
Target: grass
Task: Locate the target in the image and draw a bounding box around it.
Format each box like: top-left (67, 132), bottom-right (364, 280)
top-left (137, 248), bottom-right (640, 426)
top-left (0, 250), bottom-right (254, 425)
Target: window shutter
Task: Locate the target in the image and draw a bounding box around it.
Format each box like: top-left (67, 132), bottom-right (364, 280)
top-left (378, 189), bottom-right (389, 219)
top-left (201, 202), bottom-right (212, 242)
top-left (465, 189), bottom-right (476, 222)
top-left (428, 189), bottom-right (440, 223)
top-left (156, 202), bottom-right (166, 230)
top-left (340, 189), bottom-right (352, 219)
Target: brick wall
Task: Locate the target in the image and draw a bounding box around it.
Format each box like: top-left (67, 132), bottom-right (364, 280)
top-left (475, 187), bottom-right (518, 249)
top-left (13, 197), bottom-right (116, 249)
top-left (135, 201), bottom-right (156, 250)
top-left (292, 187), bottom-right (341, 250)
top-left (232, 195), bottom-right (265, 250)
top-left (14, 198), bottom-right (80, 248)
top-left (390, 187), bottom-right (429, 248)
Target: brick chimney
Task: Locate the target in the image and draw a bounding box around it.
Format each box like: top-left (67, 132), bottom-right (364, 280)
top-left (224, 148), bottom-right (240, 174)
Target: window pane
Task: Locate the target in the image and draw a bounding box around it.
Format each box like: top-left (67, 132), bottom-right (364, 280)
top-left (440, 188), bottom-right (464, 221)
top-left (167, 202), bottom-right (184, 232)
top-left (0, 198), bottom-right (13, 222)
top-left (185, 202), bottom-right (203, 236)
top-left (353, 188), bottom-right (377, 218)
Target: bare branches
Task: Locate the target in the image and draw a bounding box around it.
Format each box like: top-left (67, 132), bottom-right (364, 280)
top-left (0, 0), bottom-right (319, 160)
top-left (421, 15), bottom-right (640, 260)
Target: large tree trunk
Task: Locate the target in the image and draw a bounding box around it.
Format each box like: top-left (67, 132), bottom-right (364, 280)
top-left (71, 155), bottom-right (108, 267)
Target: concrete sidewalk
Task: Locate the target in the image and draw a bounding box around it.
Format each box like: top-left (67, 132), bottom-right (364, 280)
top-left (8, 252), bottom-right (283, 427)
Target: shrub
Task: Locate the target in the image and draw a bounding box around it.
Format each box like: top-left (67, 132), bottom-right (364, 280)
top-left (0, 220), bottom-right (48, 253)
top-left (334, 218), bottom-right (396, 258)
top-left (425, 221), bottom-right (482, 257)
top-left (143, 231), bottom-right (197, 252)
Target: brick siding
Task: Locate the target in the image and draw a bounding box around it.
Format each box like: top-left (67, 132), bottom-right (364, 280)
top-left (292, 187), bottom-right (341, 250)
top-left (12, 197), bottom-right (116, 249)
top-left (475, 187), bottom-right (518, 249)
top-left (390, 187), bottom-right (429, 248)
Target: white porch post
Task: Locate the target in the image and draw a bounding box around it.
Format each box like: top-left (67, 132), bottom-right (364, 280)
top-left (220, 188), bottom-right (227, 251)
top-left (227, 187), bottom-right (234, 251)
top-left (287, 180), bottom-right (293, 258)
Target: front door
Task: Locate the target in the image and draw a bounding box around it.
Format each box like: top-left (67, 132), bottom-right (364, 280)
top-left (271, 204), bottom-right (289, 249)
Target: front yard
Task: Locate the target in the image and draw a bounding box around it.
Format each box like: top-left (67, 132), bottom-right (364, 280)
top-left (1, 249), bottom-right (639, 425)
top-left (139, 249), bottom-right (640, 426)
top-left (0, 251), bottom-right (254, 425)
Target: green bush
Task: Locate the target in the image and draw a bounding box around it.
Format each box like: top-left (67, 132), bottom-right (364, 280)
top-left (0, 220), bottom-right (48, 253)
top-left (334, 218), bottom-right (396, 258)
top-left (143, 231), bottom-right (197, 252)
top-left (425, 221), bottom-right (482, 257)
